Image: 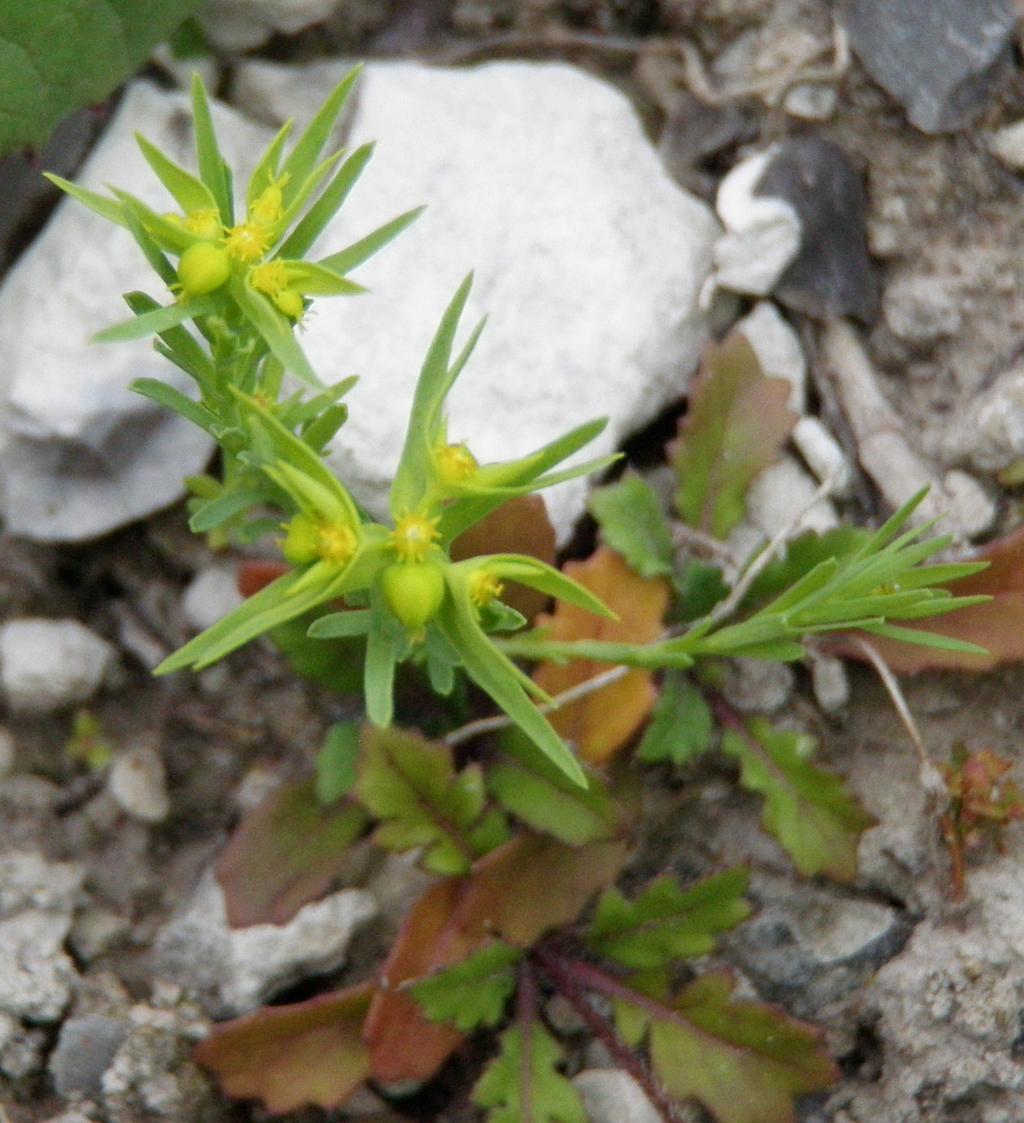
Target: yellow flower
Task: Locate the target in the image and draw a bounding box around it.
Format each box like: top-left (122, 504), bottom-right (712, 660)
top-left (249, 178), bottom-right (287, 227)
top-left (183, 207), bottom-right (222, 240)
top-left (468, 568), bottom-right (504, 609)
top-left (390, 512), bottom-right (440, 563)
top-left (224, 222), bottom-right (271, 263)
top-left (435, 442), bottom-right (477, 484)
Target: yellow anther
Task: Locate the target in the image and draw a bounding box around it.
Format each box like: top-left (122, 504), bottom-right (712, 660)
top-left (250, 259), bottom-right (289, 298)
top-left (436, 443), bottom-right (478, 484)
top-left (183, 207), bottom-right (222, 240)
top-left (391, 513), bottom-right (440, 563)
top-left (317, 522), bottom-right (358, 565)
top-left (468, 569), bottom-right (504, 608)
top-left (224, 222), bottom-right (271, 263)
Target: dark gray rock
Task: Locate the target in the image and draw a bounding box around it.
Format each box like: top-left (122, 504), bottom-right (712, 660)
top-left (50, 1016), bottom-right (129, 1098)
top-left (841, 0), bottom-right (1017, 134)
top-left (755, 136), bottom-right (877, 321)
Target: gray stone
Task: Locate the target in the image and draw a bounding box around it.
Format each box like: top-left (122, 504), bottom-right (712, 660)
top-left (0, 726), bottom-right (14, 776)
top-left (0, 851), bottom-right (85, 917)
top-left (200, 0), bottom-right (345, 50)
top-left (181, 564), bottom-right (244, 632)
top-left (50, 1015), bottom-right (130, 1098)
top-left (0, 618), bottom-right (116, 713)
top-left (233, 59), bottom-right (718, 541)
top-left (882, 273), bottom-right (962, 346)
top-left (574, 1069), bottom-right (664, 1123)
top-left (722, 658), bottom-right (795, 714)
top-left (153, 869), bottom-right (377, 1016)
top-left (107, 744), bottom-right (171, 824)
top-left (755, 136), bottom-right (877, 321)
top-left (987, 120), bottom-right (1024, 171)
top-left (0, 1022), bottom-right (47, 1079)
top-left (841, 0), bottom-right (1017, 135)
top-left (70, 908), bottom-right (133, 963)
top-left (0, 83), bottom-right (272, 542)
top-left (784, 83), bottom-right (838, 121)
top-left (0, 910), bottom-right (78, 1022)
top-left (726, 878), bottom-right (910, 1016)
top-left (945, 363), bottom-right (1024, 473)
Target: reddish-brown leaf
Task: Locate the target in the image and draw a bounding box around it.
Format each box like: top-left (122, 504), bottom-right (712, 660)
top-left (828, 526), bottom-right (1024, 673)
top-left (237, 559), bottom-right (291, 598)
top-left (532, 547), bottom-right (670, 764)
top-left (194, 982), bottom-right (374, 1114)
top-left (451, 495), bottom-right (557, 619)
top-left (216, 779), bottom-right (367, 928)
top-left (364, 833), bottom-right (628, 1082)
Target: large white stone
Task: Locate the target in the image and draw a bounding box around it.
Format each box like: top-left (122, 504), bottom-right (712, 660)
top-left (0, 618), bottom-right (116, 714)
top-left (234, 59), bottom-right (718, 540)
top-left (0, 83), bottom-right (274, 542)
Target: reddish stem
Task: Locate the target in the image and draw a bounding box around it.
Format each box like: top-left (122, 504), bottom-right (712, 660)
top-left (532, 944), bottom-right (683, 1123)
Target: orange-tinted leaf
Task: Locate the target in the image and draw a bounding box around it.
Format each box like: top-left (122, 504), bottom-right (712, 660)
top-left (364, 833), bottom-right (627, 1082)
top-left (237, 560), bottom-right (291, 598)
top-left (533, 548), bottom-right (669, 764)
top-left (195, 982), bottom-right (374, 1114)
top-left (829, 526), bottom-right (1024, 673)
top-left (670, 332), bottom-right (797, 539)
top-left (451, 495), bottom-right (557, 619)
top-left (216, 779), bottom-right (368, 928)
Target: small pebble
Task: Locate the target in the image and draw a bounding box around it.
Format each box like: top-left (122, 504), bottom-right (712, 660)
top-left (182, 564), bottom-right (244, 632)
top-left (0, 619), bottom-right (116, 714)
top-left (987, 120), bottom-right (1024, 171)
top-left (107, 744), bottom-right (171, 824)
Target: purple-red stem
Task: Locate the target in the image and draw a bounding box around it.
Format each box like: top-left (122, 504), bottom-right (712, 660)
top-left (532, 944), bottom-right (683, 1123)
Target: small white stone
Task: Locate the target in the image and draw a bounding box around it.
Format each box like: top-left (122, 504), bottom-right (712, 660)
top-left (809, 651), bottom-right (850, 712)
top-left (182, 564), bottom-right (244, 632)
top-left (744, 455), bottom-right (839, 538)
top-left (784, 83), bottom-right (838, 120)
top-left (883, 274), bottom-right (962, 345)
top-left (713, 148), bottom-right (801, 297)
top-left (232, 764), bottom-right (284, 815)
top-left (735, 300), bottom-right (806, 411)
top-left (941, 470), bottom-right (996, 539)
top-left (0, 619), bottom-right (116, 714)
top-left (0, 910), bottom-right (78, 1022)
top-left (723, 658), bottom-right (795, 714)
top-left (574, 1069), bottom-right (663, 1123)
top-left (793, 416), bottom-right (854, 496)
top-left (70, 908), bottom-right (133, 963)
top-left (988, 120), bottom-right (1024, 170)
top-left (108, 744), bottom-right (171, 825)
top-left (0, 852), bottom-right (85, 917)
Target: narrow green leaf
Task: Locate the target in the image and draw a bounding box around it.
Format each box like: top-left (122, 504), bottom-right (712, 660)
top-left (93, 296), bottom-right (219, 343)
top-left (315, 722), bottom-right (360, 804)
top-left (135, 132), bottom-right (217, 214)
top-left (129, 378), bottom-right (220, 437)
top-left (124, 291), bottom-right (216, 383)
top-left (287, 261), bottom-right (365, 297)
top-left (43, 174), bottom-right (125, 227)
top-left (189, 489), bottom-right (266, 533)
top-left (316, 205), bottom-right (425, 275)
top-left (363, 607), bottom-right (402, 728)
top-left (191, 72), bottom-right (232, 221)
top-left (308, 610), bottom-right (373, 639)
top-left (231, 276), bottom-right (322, 388)
top-left (246, 119), bottom-right (294, 209)
top-left (278, 142), bottom-right (374, 260)
top-left (280, 67), bottom-right (361, 202)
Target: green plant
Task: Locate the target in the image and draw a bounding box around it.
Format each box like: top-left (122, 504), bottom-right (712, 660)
top-left (52, 71), bottom-right (994, 1122)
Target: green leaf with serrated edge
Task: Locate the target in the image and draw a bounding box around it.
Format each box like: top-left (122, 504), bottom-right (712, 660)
top-left (189, 489), bottom-right (266, 533)
top-left (0, 2), bottom-right (206, 157)
top-left (487, 728), bottom-right (624, 846)
top-left (194, 982), bottom-right (373, 1114)
top-left (612, 970), bottom-right (837, 1123)
top-left (278, 142), bottom-right (374, 260)
top-left (473, 1022), bottom-right (586, 1123)
top-left (43, 174), bottom-right (125, 227)
top-left (230, 276), bottom-right (322, 388)
top-left (391, 275), bottom-right (476, 516)
top-left (721, 717), bottom-right (874, 881)
top-left (315, 722), bottom-right (360, 805)
top-left (190, 73), bottom-right (232, 222)
top-left (93, 295), bottom-right (220, 343)
top-left (587, 868), bottom-right (751, 969)
top-left (130, 378), bottom-right (221, 437)
top-left (316, 206), bottom-right (425, 275)
top-left (355, 725), bottom-right (508, 875)
top-left (410, 943), bottom-right (522, 1032)
top-left (671, 332), bottom-right (797, 539)
top-left (134, 132), bottom-right (217, 214)
top-left (215, 778), bottom-right (367, 927)
top-left (637, 673), bottom-right (713, 765)
top-left (279, 68), bottom-right (361, 204)
top-left (589, 474), bottom-right (674, 579)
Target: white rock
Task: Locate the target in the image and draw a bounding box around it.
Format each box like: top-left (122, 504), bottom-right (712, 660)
top-left (988, 120), bottom-right (1024, 170)
top-left (722, 658), bottom-right (795, 713)
top-left (182, 564), bottom-right (244, 633)
top-left (808, 651), bottom-right (850, 712)
top-left (882, 273), bottom-right (962, 345)
top-left (0, 83), bottom-right (273, 542)
top-left (735, 300), bottom-right (806, 411)
top-left (711, 147), bottom-right (801, 297)
top-left (784, 83), bottom-right (838, 120)
top-left (201, 0), bottom-right (343, 50)
top-left (0, 618), bottom-right (116, 713)
top-left (793, 415), bottom-right (854, 496)
top-left (945, 364), bottom-right (1024, 472)
top-left (153, 869), bottom-right (377, 1016)
top-left (233, 59), bottom-right (718, 541)
top-left (744, 455), bottom-right (839, 538)
top-left (108, 744), bottom-right (171, 824)
top-left (0, 910), bottom-right (78, 1022)
top-left (574, 1069), bottom-right (662, 1123)
top-left (0, 851), bottom-right (84, 917)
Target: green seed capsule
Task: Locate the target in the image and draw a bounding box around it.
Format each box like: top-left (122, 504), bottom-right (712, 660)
top-left (380, 561), bottom-right (446, 630)
top-left (274, 288), bottom-right (305, 319)
top-left (281, 514), bottom-right (321, 565)
top-left (178, 242), bottom-right (231, 296)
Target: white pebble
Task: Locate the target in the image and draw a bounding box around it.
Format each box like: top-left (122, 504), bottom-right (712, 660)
top-left (108, 744), bottom-right (170, 824)
top-left (0, 619), bottom-right (116, 714)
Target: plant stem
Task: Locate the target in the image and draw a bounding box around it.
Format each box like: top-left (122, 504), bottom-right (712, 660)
top-left (532, 944), bottom-right (683, 1123)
